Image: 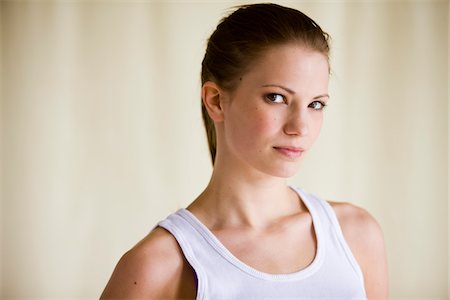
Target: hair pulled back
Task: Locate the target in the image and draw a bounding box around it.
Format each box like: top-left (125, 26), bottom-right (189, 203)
top-left (201, 3), bottom-right (330, 165)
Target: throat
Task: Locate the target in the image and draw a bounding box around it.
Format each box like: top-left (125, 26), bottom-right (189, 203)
top-left (189, 185), bottom-right (306, 231)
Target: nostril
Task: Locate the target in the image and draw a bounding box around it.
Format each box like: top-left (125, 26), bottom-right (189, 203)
top-left (283, 117), bottom-right (309, 136)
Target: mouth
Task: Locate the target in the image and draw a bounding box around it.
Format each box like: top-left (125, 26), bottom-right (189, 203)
top-left (273, 146), bottom-right (305, 159)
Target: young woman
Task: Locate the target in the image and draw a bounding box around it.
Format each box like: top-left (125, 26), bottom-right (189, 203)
top-left (101, 3), bottom-right (389, 299)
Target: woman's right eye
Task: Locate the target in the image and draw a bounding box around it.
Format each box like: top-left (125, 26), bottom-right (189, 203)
top-left (265, 93), bottom-right (285, 104)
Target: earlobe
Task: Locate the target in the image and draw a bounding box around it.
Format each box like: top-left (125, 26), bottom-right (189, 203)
top-left (202, 81), bottom-right (225, 122)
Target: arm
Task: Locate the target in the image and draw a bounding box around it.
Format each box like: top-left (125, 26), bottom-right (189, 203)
top-left (100, 227), bottom-right (196, 300)
top-left (330, 201), bottom-right (389, 300)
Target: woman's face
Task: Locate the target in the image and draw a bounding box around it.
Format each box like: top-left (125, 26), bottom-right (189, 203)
top-left (220, 44), bottom-right (330, 178)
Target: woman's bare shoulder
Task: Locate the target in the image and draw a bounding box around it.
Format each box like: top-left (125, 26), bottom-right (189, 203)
top-left (326, 201), bottom-right (385, 250)
top-left (100, 227), bottom-right (196, 299)
top-left (327, 200), bottom-right (389, 299)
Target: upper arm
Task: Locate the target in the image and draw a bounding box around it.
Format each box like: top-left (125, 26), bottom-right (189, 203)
top-left (100, 227), bottom-right (195, 300)
top-left (329, 201), bottom-right (389, 300)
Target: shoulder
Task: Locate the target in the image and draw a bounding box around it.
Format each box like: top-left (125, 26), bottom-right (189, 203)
top-left (100, 227), bottom-right (196, 299)
top-left (327, 201), bottom-right (383, 244)
top-left (327, 200), bottom-right (389, 299)
top-left (326, 200), bottom-right (385, 261)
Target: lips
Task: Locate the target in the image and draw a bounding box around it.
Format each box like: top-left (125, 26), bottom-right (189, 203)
top-left (273, 146), bottom-right (305, 159)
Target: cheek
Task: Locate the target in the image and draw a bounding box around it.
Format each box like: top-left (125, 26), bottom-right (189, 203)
top-left (310, 114), bottom-right (324, 137)
top-left (230, 105), bottom-right (276, 143)
top-left (244, 107), bottom-right (278, 138)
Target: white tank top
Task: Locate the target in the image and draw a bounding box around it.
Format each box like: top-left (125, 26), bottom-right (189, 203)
top-left (157, 187), bottom-right (367, 299)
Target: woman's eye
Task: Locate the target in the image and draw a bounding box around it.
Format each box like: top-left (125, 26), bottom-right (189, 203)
top-left (265, 93), bottom-right (285, 103)
top-left (309, 101), bottom-right (327, 110)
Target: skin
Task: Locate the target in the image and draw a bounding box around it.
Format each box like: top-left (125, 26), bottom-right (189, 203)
top-left (100, 44), bottom-right (389, 299)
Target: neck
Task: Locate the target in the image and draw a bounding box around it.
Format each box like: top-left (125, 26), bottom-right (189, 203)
top-left (188, 154), bottom-right (304, 230)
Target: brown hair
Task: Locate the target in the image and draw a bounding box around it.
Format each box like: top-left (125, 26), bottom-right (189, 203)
top-left (201, 3), bottom-right (330, 165)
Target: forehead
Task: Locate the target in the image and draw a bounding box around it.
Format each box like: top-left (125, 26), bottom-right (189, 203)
top-left (239, 44), bottom-right (329, 94)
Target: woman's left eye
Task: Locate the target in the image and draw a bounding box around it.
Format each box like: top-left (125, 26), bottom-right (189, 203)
top-left (265, 93), bottom-right (285, 104)
top-left (309, 101), bottom-right (327, 110)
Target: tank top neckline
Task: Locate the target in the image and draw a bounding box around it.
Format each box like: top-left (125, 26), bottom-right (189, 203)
top-left (177, 186), bottom-right (325, 281)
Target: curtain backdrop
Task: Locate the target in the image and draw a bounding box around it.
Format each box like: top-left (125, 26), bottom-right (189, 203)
top-left (1, 1), bottom-right (448, 299)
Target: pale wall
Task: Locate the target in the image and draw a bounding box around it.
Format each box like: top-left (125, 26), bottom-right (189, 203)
top-left (1, 1), bottom-right (448, 299)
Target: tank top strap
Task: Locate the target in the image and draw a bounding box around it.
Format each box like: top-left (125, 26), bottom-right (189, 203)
top-left (157, 213), bottom-right (209, 299)
top-left (293, 187), bottom-right (365, 284)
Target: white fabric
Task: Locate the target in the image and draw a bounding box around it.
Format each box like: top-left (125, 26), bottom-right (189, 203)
top-left (158, 187), bottom-right (367, 299)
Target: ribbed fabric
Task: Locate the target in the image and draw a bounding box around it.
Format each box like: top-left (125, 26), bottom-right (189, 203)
top-left (157, 187), bottom-right (367, 300)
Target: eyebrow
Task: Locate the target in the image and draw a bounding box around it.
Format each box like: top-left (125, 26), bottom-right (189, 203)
top-left (261, 84), bottom-right (330, 100)
top-left (313, 94), bottom-right (330, 100)
top-left (261, 84), bottom-right (295, 95)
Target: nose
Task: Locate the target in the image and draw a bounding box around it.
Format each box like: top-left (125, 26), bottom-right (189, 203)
top-left (283, 106), bottom-right (309, 136)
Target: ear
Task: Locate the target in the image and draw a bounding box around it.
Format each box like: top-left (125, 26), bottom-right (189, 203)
top-left (202, 81), bottom-right (226, 122)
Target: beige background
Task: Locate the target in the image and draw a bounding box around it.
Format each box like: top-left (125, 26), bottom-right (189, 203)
top-left (1, 0), bottom-right (448, 299)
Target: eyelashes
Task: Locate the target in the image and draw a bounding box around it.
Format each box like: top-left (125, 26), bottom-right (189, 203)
top-left (264, 93), bottom-right (328, 111)
top-left (309, 101), bottom-right (327, 110)
top-left (265, 93), bottom-right (285, 104)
